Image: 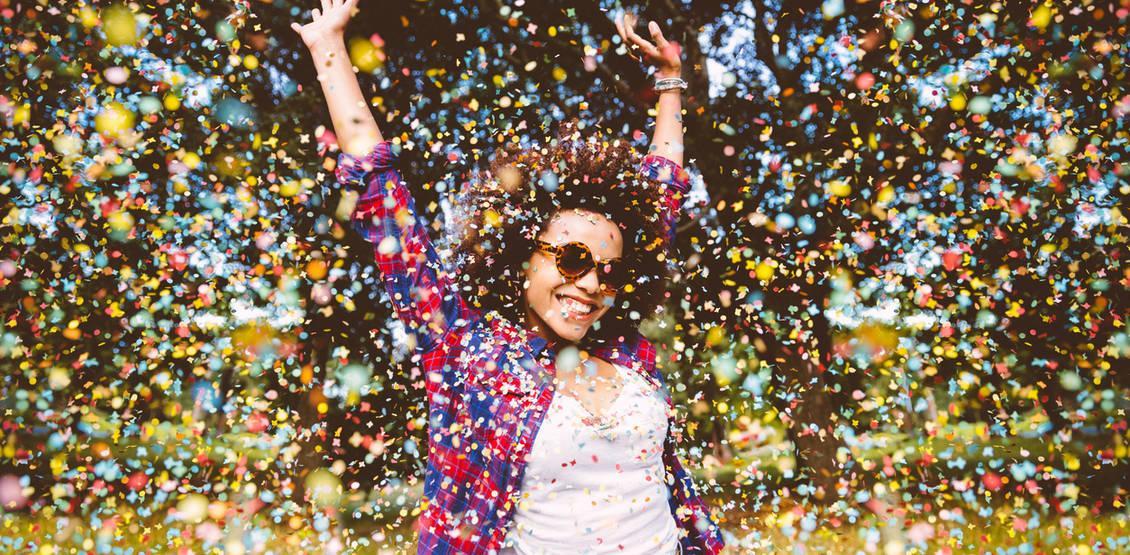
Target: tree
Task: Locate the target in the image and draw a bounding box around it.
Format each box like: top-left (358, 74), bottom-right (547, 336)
top-left (1, 1), bottom-right (1124, 540)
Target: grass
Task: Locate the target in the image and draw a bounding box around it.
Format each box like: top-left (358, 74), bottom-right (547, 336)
top-left (11, 411), bottom-right (1125, 553)
top-left (2, 500), bottom-right (1127, 554)
top-left (718, 503), bottom-right (1128, 554)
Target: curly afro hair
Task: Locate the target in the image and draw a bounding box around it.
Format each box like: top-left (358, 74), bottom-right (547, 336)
top-left (451, 123), bottom-right (675, 346)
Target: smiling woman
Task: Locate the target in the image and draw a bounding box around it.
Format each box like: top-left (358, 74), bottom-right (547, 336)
top-left (293, 0), bottom-right (724, 552)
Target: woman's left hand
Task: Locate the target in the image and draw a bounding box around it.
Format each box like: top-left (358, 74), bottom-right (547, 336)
top-left (615, 13), bottom-right (682, 78)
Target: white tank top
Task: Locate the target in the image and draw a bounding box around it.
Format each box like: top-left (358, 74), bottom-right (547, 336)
top-left (499, 363), bottom-right (680, 555)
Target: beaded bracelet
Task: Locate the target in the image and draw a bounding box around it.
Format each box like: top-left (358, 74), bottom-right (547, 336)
top-left (654, 76), bottom-right (688, 92)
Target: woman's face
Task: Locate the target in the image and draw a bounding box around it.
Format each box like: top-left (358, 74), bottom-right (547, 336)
top-left (523, 209), bottom-right (623, 344)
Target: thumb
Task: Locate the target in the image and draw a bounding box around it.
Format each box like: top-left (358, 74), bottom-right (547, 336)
top-left (290, 22), bottom-right (303, 34)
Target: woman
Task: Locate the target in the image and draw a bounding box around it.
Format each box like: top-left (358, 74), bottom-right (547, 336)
top-left (292, 1), bottom-right (724, 553)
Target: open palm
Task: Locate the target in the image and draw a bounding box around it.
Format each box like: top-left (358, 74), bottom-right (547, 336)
top-left (290, 0), bottom-right (359, 49)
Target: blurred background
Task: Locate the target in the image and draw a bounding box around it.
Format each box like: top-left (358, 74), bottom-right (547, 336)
top-left (0, 0), bottom-right (1126, 552)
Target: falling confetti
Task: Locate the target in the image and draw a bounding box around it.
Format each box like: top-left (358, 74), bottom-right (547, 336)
top-left (0, 0), bottom-right (1125, 553)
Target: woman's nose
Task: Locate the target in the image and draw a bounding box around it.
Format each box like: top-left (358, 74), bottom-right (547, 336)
top-left (573, 267), bottom-right (602, 293)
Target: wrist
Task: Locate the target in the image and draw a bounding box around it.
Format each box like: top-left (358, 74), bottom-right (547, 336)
top-left (307, 34), bottom-right (347, 58)
top-left (654, 75), bottom-right (687, 95)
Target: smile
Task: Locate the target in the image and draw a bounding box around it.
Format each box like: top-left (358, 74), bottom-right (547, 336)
top-left (555, 294), bottom-right (599, 320)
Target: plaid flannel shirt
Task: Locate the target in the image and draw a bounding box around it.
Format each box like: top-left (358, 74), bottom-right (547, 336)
top-left (336, 141), bottom-right (725, 554)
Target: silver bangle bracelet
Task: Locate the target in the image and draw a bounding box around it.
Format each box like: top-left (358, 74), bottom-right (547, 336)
top-left (654, 77), bottom-right (688, 92)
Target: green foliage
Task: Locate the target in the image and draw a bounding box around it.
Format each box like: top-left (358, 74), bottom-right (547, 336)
top-left (0, 0), bottom-right (1125, 550)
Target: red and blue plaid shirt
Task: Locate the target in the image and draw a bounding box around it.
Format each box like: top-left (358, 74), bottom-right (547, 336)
top-left (337, 141), bottom-right (725, 554)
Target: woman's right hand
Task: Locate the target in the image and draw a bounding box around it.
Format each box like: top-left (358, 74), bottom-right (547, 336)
top-left (290, 0), bottom-right (360, 51)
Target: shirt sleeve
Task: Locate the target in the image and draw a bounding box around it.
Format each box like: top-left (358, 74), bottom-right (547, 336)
top-left (665, 450), bottom-right (726, 554)
top-left (641, 335), bottom-right (724, 554)
top-left (639, 155), bottom-right (692, 246)
top-left (336, 141), bottom-right (475, 353)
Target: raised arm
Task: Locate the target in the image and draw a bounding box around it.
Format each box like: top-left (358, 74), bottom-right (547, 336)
top-left (291, 0), bottom-right (382, 157)
top-left (293, 1), bottom-right (475, 352)
top-left (616, 13), bottom-right (684, 165)
top-left (616, 14), bottom-right (689, 243)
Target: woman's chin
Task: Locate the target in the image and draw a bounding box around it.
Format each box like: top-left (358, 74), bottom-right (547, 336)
top-left (548, 323), bottom-right (587, 343)
top-left (546, 314), bottom-right (603, 343)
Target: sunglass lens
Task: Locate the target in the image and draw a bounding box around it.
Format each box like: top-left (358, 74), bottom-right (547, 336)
top-left (600, 261), bottom-right (629, 291)
top-left (557, 243), bottom-right (592, 277)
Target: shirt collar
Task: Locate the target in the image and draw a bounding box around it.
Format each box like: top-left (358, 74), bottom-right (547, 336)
top-left (528, 334), bottom-right (552, 356)
top-left (502, 312), bottom-right (635, 365)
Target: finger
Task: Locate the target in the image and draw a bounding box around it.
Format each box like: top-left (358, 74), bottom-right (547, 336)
top-left (311, 8), bottom-right (321, 19)
top-left (623, 12), bottom-right (639, 42)
top-left (617, 16), bottom-right (641, 59)
top-left (623, 17), bottom-right (655, 51)
top-left (649, 21), bottom-right (670, 49)
top-left (290, 22), bottom-right (303, 34)
top-left (627, 29), bottom-right (660, 58)
top-left (320, 0), bottom-right (331, 14)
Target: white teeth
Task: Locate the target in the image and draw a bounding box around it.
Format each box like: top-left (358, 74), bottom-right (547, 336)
top-left (558, 296), bottom-right (594, 316)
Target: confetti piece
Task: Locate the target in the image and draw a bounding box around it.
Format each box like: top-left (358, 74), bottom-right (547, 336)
top-left (0, 1), bottom-right (1124, 552)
